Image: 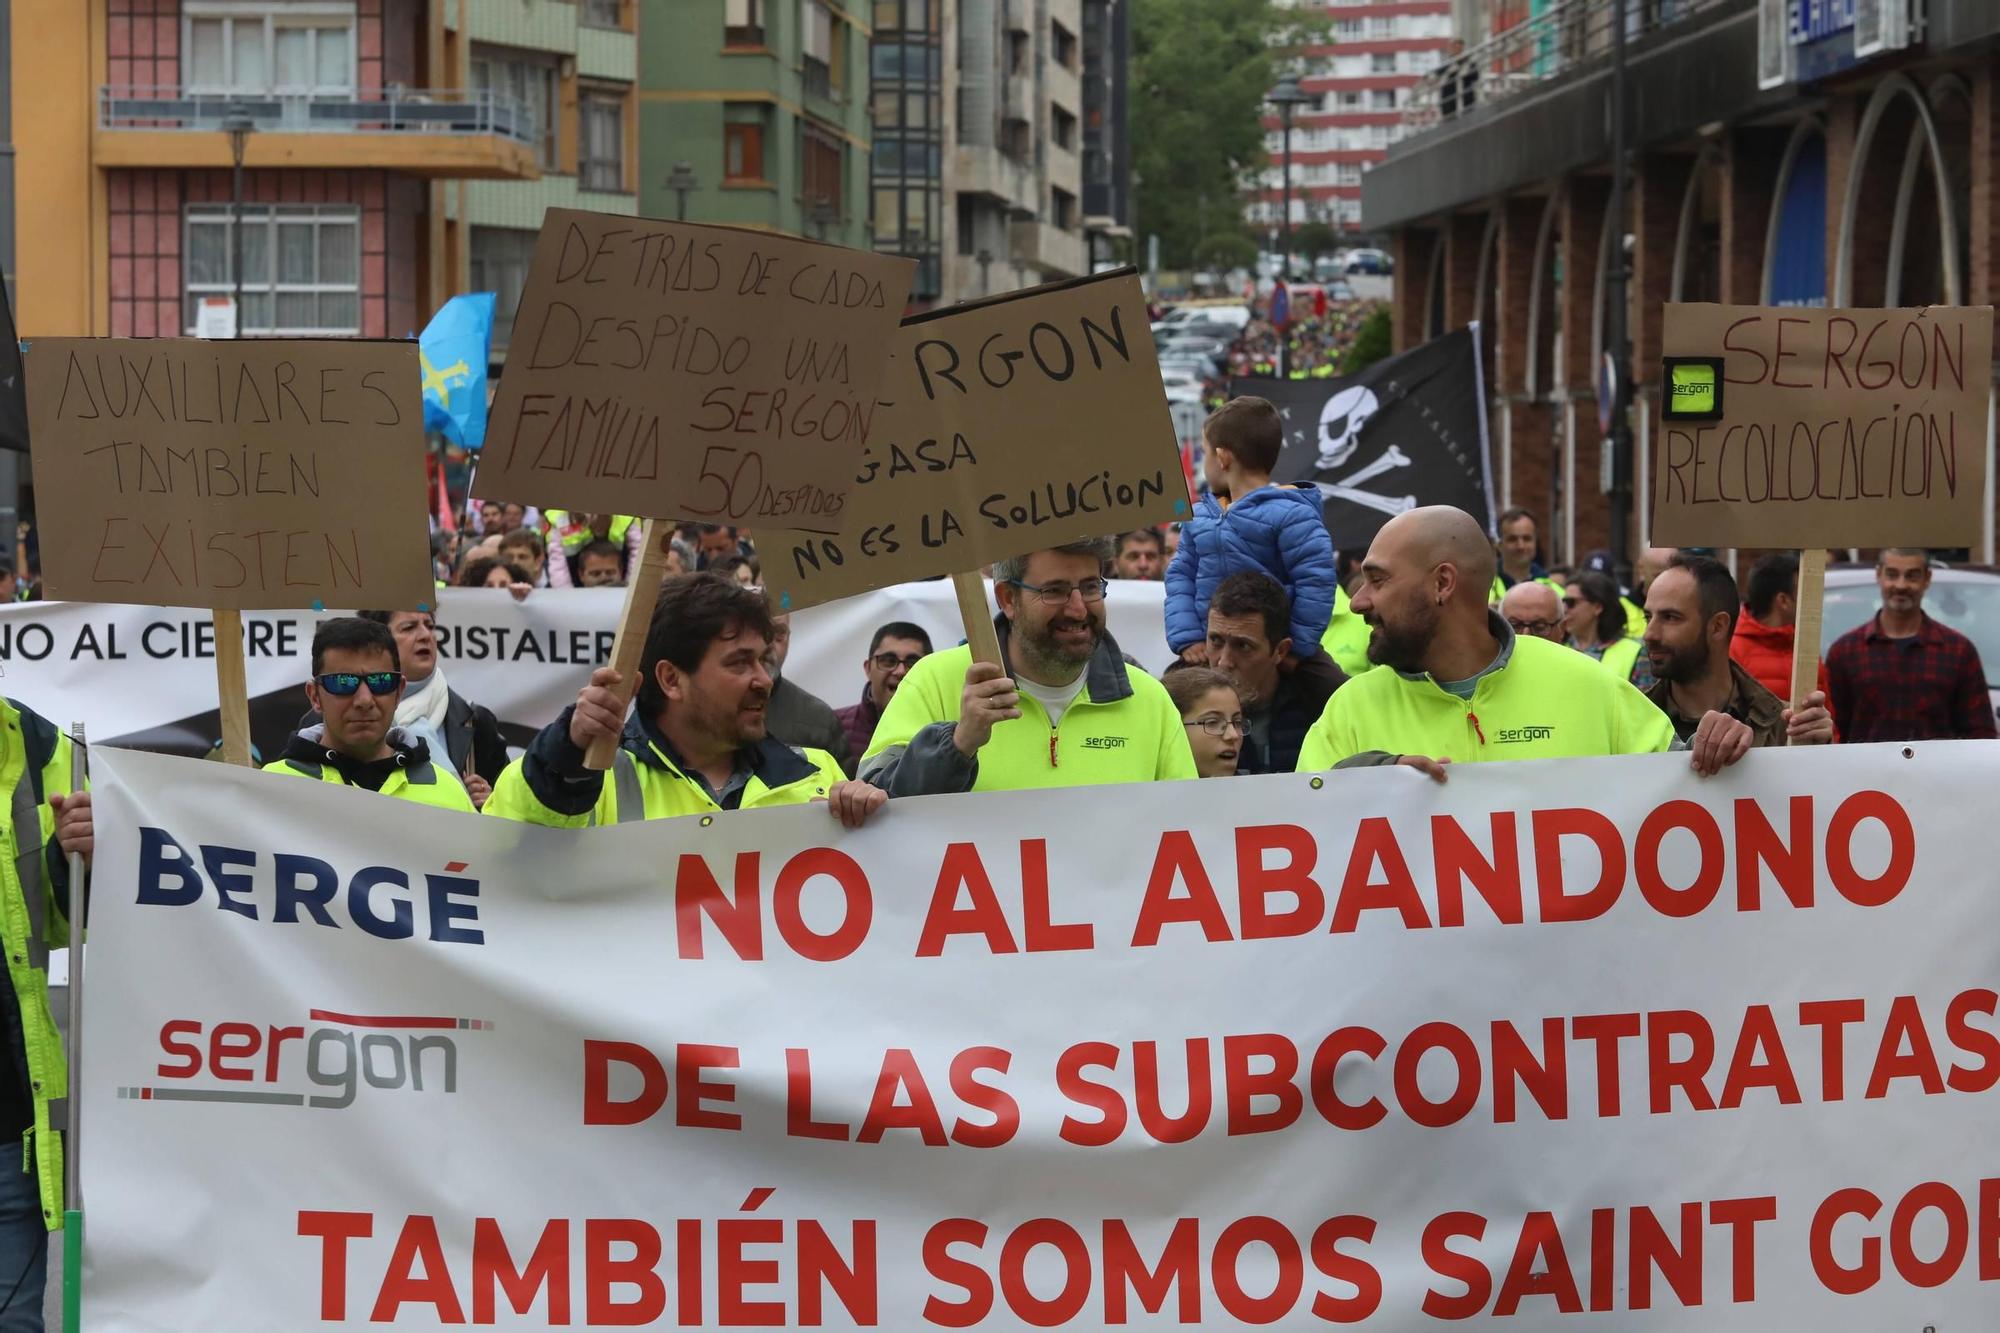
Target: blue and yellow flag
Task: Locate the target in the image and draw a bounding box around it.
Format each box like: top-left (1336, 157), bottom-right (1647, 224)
top-left (419, 292), bottom-right (496, 449)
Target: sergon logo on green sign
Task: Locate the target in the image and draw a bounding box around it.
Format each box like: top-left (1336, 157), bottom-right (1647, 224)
top-left (1660, 357), bottom-right (1724, 421)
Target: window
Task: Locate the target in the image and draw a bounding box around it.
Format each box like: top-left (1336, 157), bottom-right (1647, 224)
top-left (871, 42), bottom-right (936, 82)
top-left (580, 92), bottom-right (625, 192)
top-left (1052, 186), bottom-right (1076, 230)
top-left (1370, 52), bottom-right (1396, 73)
top-left (1052, 106), bottom-right (1077, 151)
top-left (470, 227), bottom-right (539, 351)
top-left (802, 123), bottom-right (843, 213)
top-left (184, 6), bottom-right (355, 96)
top-left (1371, 89), bottom-right (1395, 109)
top-left (803, 1), bottom-right (834, 98)
top-left (1051, 21), bottom-right (1078, 70)
top-left (725, 0), bottom-right (765, 46)
top-left (582, 0), bottom-right (623, 27)
top-left (724, 120), bottom-right (765, 181)
top-left (472, 48), bottom-right (559, 169)
top-left (184, 203), bottom-right (359, 335)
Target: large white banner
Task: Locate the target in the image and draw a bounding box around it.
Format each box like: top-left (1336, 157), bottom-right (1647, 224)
top-left (0, 582), bottom-right (1173, 755)
top-left (77, 743), bottom-right (1999, 1327)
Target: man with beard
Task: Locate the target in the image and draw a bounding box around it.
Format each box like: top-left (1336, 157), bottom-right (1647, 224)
top-left (1640, 553), bottom-right (1832, 747)
top-left (1296, 507), bottom-right (1755, 778)
top-left (1204, 571), bottom-right (1345, 773)
top-left (486, 574), bottom-right (885, 827)
top-left (861, 538), bottom-right (1195, 793)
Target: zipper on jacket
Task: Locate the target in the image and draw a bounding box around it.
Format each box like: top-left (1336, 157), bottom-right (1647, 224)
top-left (1466, 709), bottom-right (1487, 746)
top-left (1049, 731), bottom-right (1059, 768)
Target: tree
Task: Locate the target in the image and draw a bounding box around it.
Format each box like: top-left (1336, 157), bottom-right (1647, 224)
top-left (1131, 0), bottom-right (1325, 270)
top-left (1194, 232), bottom-right (1259, 273)
top-left (1343, 307), bottom-right (1393, 375)
top-left (1292, 221), bottom-right (1340, 267)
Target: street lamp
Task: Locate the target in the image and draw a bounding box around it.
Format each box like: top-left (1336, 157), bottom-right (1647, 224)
top-left (976, 248), bottom-right (993, 296)
top-left (1265, 74), bottom-right (1313, 287)
top-left (222, 105), bottom-right (256, 337)
top-left (665, 160), bottom-right (698, 222)
top-left (809, 197), bottom-right (836, 241)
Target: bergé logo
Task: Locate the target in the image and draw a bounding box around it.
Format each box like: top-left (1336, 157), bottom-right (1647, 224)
top-left (1495, 725), bottom-right (1554, 744)
top-left (122, 1009), bottom-right (491, 1111)
top-left (1081, 735), bottom-right (1128, 750)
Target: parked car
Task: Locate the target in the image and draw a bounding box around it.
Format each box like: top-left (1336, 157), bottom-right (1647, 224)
top-left (1345, 248), bottom-right (1392, 275)
top-left (1820, 564), bottom-right (2000, 716)
top-left (1153, 303), bottom-right (1252, 331)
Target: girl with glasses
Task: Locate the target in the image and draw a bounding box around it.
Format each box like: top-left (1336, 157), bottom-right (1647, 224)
top-left (1164, 667), bottom-right (1247, 779)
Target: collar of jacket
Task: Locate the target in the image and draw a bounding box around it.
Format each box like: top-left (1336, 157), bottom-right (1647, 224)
top-left (1391, 610), bottom-right (1519, 691)
top-left (284, 724), bottom-right (429, 775)
top-left (1646, 659), bottom-right (1785, 733)
top-left (619, 710), bottom-right (819, 790)
top-left (993, 612), bottom-right (1133, 704)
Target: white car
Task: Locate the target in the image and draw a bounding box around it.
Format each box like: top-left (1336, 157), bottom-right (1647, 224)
top-left (1154, 303), bottom-right (1252, 331)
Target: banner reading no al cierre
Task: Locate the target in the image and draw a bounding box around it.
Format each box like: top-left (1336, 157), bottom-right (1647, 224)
top-left (81, 743), bottom-right (2000, 1328)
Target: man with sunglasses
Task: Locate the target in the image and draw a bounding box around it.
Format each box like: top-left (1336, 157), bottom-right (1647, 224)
top-left (486, 573), bottom-right (882, 827)
top-left (269, 618), bottom-right (476, 810)
top-left (860, 539), bottom-right (1196, 794)
top-left (835, 622), bottom-right (933, 760)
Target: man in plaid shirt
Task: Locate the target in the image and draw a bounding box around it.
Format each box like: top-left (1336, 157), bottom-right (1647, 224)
top-left (1826, 549), bottom-right (1998, 743)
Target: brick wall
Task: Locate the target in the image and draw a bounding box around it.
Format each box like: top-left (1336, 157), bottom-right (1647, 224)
top-left (108, 169), bottom-right (422, 339)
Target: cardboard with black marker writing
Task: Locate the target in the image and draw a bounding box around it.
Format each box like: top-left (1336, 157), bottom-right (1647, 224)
top-left (762, 269), bottom-right (1191, 615)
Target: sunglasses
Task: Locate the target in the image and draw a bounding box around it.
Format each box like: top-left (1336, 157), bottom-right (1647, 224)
top-left (315, 671), bottom-right (404, 697)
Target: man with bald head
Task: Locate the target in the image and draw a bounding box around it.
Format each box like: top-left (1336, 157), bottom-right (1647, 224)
top-left (1296, 507), bottom-right (1754, 778)
top-left (1498, 582), bottom-right (1565, 643)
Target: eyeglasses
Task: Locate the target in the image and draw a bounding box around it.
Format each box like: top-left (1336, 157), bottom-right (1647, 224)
top-left (316, 671), bottom-right (404, 697)
top-left (1561, 597), bottom-right (1581, 608)
top-left (1009, 577), bottom-right (1108, 606)
top-left (872, 652), bottom-right (924, 671)
top-left (1507, 619), bottom-right (1559, 637)
top-left (1184, 715), bottom-right (1247, 738)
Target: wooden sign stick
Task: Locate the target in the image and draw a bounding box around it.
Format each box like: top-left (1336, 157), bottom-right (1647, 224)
top-left (951, 570), bottom-right (1003, 667)
top-left (583, 519), bottom-right (678, 771)
top-left (211, 608), bottom-right (253, 767)
top-left (1787, 548), bottom-right (1827, 747)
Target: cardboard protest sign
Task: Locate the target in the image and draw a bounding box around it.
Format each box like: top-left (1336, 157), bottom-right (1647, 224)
top-left (1655, 304), bottom-right (1993, 547)
top-left (762, 270), bottom-right (1189, 612)
top-left (26, 338), bottom-right (432, 611)
top-left (478, 209), bottom-right (916, 531)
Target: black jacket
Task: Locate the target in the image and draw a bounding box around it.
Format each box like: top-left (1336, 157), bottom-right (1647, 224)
top-left (764, 676), bottom-right (854, 776)
top-left (300, 685), bottom-right (509, 784)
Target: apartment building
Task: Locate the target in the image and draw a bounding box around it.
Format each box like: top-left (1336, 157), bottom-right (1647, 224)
top-left (14, 0), bottom-right (542, 348)
top-left (1253, 0), bottom-right (1458, 232)
top-left (640, 0), bottom-right (870, 251)
top-left (871, 0), bottom-right (1119, 307)
top-left (464, 0), bottom-right (638, 362)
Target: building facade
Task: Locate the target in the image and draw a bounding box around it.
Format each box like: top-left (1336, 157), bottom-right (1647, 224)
top-left (14, 0), bottom-right (541, 349)
top-left (872, 0), bottom-right (1112, 308)
top-left (1254, 0), bottom-right (1458, 233)
top-left (639, 0), bottom-right (870, 251)
top-left (464, 0), bottom-right (638, 363)
top-left (1365, 0), bottom-right (2000, 564)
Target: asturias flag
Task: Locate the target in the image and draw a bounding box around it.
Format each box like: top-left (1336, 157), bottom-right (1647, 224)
top-left (419, 292), bottom-right (496, 449)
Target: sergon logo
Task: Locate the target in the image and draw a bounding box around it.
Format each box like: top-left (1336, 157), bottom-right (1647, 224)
top-left (1496, 726), bottom-right (1555, 744)
top-left (124, 1009), bottom-right (491, 1111)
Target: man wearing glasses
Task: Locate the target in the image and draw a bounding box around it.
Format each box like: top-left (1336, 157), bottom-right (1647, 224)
top-left (1498, 582), bottom-right (1567, 644)
top-left (860, 538), bottom-right (1196, 794)
top-left (835, 622), bottom-right (933, 760)
top-left (268, 617), bottom-right (475, 810)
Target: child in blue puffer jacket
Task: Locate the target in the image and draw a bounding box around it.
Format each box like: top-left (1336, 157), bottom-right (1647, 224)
top-left (1166, 396), bottom-right (1340, 674)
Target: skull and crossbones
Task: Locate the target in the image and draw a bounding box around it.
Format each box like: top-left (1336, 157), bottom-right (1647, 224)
top-left (1313, 385), bottom-right (1415, 516)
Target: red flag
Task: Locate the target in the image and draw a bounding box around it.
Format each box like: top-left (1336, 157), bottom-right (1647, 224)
top-left (432, 455), bottom-right (456, 532)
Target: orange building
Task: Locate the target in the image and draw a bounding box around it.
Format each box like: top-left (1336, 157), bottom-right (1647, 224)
top-left (10, 0), bottom-right (543, 342)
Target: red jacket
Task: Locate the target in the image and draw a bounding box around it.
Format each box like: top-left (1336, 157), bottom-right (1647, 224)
top-left (1730, 613), bottom-right (1834, 721)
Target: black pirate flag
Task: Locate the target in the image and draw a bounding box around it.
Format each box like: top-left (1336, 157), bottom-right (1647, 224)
top-left (1230, 324), bottom-right (1493, 548)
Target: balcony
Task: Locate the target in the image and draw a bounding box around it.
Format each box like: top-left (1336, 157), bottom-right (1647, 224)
top-left (1008, 218), bottom-right (1086, 279)
top-left (955, 144), bottom-right (1039, 214)
top-left (95, 86), bottom-right (540, 180)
